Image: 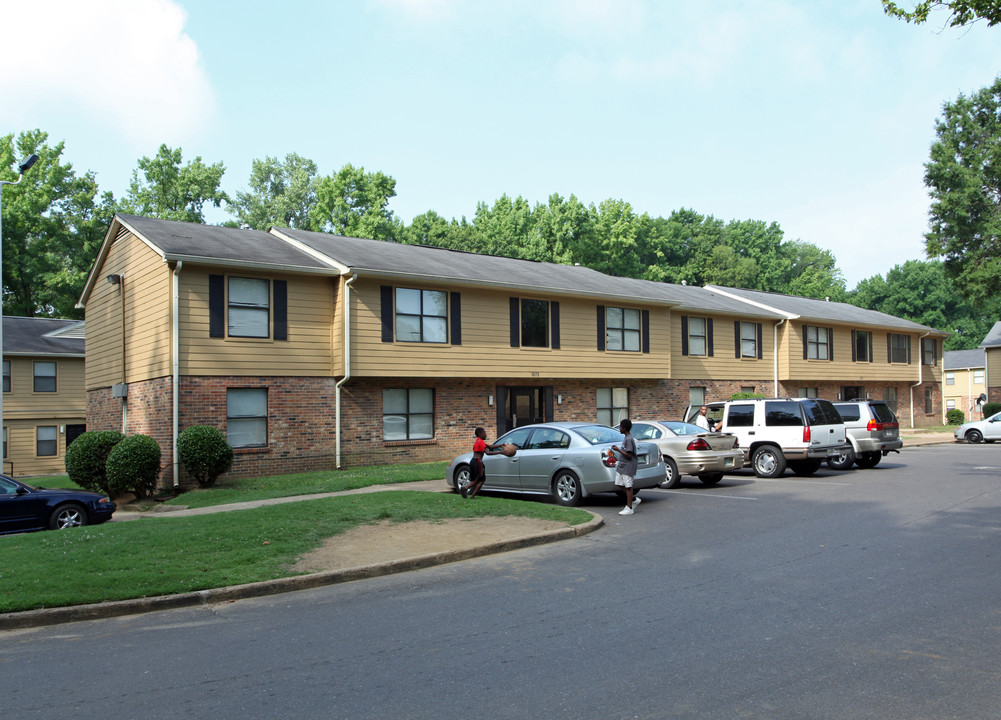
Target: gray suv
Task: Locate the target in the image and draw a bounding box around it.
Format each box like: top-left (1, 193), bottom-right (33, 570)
top-left (829, 401), bottom-right (902, 470)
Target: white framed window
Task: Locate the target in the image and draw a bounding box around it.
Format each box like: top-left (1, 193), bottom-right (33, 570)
top-left (36, 426), bottom-right (57, 457)
top-left (33, 362), bottom-right (57, 393)
top-left (227, 388), bottom-right (268, 448)
top-left (738, 322), bottom-right (757, 358)
top-left (885, 387), bottom-right (898, 412)
top-left (597, 388), bottom-right (629, 426)
top-left (925, 386), bottom-right (934, 413)
top-left (521, 298), bottom-right (550, 348)
top-left (945, 372), bottom-right (955, 386)
top-left (228, 277), bottom-right (271, 338)
top-left (889, 333), bottom-right (910, 364)
top-left (606, 307), bottom-right (641, 352)
top-left (922, 338), bottom-right (937, 366)
top-left (853, 330), bottom-right (872, 362)
top-left (687, 317), bottom-right (707, 356)
top-left (946, 399), bottom-right (956, 410)
top-left (395, 288), bottom-right (447, 343)
top-left (974, 370), bottom-right (985, 384)
top-left (383, 389), bottom-right (434, 440)
top-left (689, 387), bottom-right (706, 406)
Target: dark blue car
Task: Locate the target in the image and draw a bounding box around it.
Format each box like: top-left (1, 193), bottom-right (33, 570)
top-left (0, 475), bottom-right (116, 535)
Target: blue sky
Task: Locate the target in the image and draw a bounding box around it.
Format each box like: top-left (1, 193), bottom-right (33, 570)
top-left (3, 0), bottom-right (999, 287)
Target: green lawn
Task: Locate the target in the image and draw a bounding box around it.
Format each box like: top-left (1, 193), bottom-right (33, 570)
top-left (0, 490), bottom-right (590, 614)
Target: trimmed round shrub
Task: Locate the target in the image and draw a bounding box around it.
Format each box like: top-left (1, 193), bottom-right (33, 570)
top-left (982, 402), bottom-right (1001, 419)
top-left (177, 424), bottom-right (234, 488)
top-left (64, 430), bottom-right (125, 494)
top-left (946, 408), bottom-right (965, 425)
top-left (106, 434), bottom-right (163, 500)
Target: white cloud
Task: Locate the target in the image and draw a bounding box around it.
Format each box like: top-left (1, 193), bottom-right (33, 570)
top-left (0, 0), bottom-right (214, 148)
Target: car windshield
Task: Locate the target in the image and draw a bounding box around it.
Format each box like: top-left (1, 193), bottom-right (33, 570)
top-left (659, 421), bottom-right (705, 436)
top-left (573, 425), bottom-right (624, 445)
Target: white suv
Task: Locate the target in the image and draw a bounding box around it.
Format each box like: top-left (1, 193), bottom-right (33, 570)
top-left (686, 398), bottom-right (848, 478)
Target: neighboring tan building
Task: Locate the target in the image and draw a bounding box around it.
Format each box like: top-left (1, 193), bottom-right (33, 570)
top-left (981, 321), bottom-right (1001, 405)
top-left (943, 349), bottom-right (987, 422)
top-left (77, 214), bottom-right (949, 483)
top-left (2, 316), bottom-right (86, 477)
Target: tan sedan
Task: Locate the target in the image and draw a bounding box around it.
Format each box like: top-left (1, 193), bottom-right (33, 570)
top-left (629, 421), bottom-right (744, 488)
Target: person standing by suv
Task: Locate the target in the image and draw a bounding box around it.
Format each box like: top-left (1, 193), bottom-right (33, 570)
top-left (612, 419), bottom-right (640, 515)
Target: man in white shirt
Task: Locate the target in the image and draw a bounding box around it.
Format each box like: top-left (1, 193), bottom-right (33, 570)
top-left (695, 405), bottom-right (714, 432)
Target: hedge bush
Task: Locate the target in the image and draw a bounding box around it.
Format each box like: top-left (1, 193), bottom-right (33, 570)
top-left (106, 434), bottom-right (162, 500)
top-left (946, 408), bottom-right (965, 425)
top-left (178, 424), bottom-right (234, 488)
top-left (729, 392), bottom-right (766, 400)
top-left (982, 402), bottom-right (1001, 418)
top-left (64, 430), bottom-right (125, 495)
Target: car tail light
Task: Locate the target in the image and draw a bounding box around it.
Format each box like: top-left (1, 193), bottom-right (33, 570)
top-left (602, 450), bottom-right (617, 467)
top-left (803, 425), bottom-right (811, 443)
top-left (867, 420), bottom-right (899, 431)
top-left (687, 438), bottom-right (712, 451)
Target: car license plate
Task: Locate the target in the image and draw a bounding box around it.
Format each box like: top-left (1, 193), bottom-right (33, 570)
top-left (724, 457), bottom-right (734, 467)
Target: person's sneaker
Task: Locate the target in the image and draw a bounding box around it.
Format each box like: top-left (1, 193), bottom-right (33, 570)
top-left (618, 506), bottom-right (634, 515)
top-left (460, 484), bottom-right (468, 499)
top-left (633, 497), bottom-right (642, 508)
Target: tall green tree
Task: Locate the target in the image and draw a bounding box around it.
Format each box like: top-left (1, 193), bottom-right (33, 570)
top-left (882, 0), bottom-right (1001, 27)
top-left (119, 144), bottom-right (228, 223)
top-left (310, 163), bottom-right (400, 240)
top-left (922, 76), bottom-right (1001, 306)
top-left (1, 130), bottom-right (113, 318)
top-left (229, 153), bottom-right (318, 230)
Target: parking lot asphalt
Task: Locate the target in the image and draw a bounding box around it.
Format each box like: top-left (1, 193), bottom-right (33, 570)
top-left (1, 429), bottom-right (957, 630)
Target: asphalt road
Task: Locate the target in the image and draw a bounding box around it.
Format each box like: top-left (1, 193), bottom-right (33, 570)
top-left (3, 444), bottom-right (1000, 719)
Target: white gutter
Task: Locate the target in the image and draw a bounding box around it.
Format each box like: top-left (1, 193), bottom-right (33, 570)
top-left (171, 261), bottom-right (182, 488)
top-left (335, 274), bottom-right (357, 469)
top-left (773, 318), bottom-right (786, 395)
top-left (909, 331), bottom-right (931, 429)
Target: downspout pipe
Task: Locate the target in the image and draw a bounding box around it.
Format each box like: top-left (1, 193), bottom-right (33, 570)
top-left (909, 331), bottom-right (931, 429)
top-left (335, 274), bottom-right (357, 469)
top-left (773, 318), bottom-right (786, 396)
top-left (172, 261), bottom-right (183, 488)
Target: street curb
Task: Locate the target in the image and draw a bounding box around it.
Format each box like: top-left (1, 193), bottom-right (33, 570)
top-left (0, 512), bottom-right (604, 631)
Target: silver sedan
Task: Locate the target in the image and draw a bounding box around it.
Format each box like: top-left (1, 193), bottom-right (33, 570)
top-left (445, 422), bottom-right (667, 506)
top-left (630, 420), bottom-right (744, 488)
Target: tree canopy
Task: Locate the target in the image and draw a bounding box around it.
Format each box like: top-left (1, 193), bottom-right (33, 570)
top-left (882, 0), bottom-right (1001, 27)
top-left (229, 153), bottom-right (318, 231)
top-left (922, 76), bottom-right (1001, 307)
top-left (118, 144), bottom-right (228, 224)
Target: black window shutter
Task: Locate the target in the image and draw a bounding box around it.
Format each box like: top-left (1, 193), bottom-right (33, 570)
top-left (804, 326), bottom-right (809, 360)
top-left (828, 328), bottom-right (834, 361)
top-left (868, 332), bottom-right (873, 363)
top-left (642, 310), bottom-right (650, 353)
top-left (597, 305), bottom-right (605, 351)
top-left (273, 280), bottom-right (288, 341)
top-left (450, 292), bottom-right (461, 345)
top-left (887, 335), bottom-right (892, 363)
top-left (907, 336), bottom-right (911, 364)
top-left (509, 298), bottom-right (520, 347)
top-left (380, 286), bottom-right (394, 342)
top-left (757, 323), bottom-right (763, 359)
top-left (851, 330), bottom-right (857, 362)
top-left (734, 321), bottom-right (740, 359)
top-left (209, 274), bottom-right (225, 338)
top-left (681, 315), bottom-right (689, 356)
top-left (707, 318), bottom-right (714, 357)
top-left (550, 301), bottom-right (560, 349)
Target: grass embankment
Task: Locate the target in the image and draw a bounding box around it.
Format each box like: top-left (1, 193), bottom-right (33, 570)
top-left (1, 464), bottom-right (591, 614)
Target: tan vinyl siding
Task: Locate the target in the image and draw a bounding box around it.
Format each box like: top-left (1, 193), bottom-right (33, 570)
top-left (671, 313), bottom-right (774, 380)
top-left (988, 347), bottom-right (1001, 389)
top-left (180, 268), bottom-right (336, 376)
top-left (3, 418), bottom-right (85, 478)
top-left (783, 324), bottom-right (930, 383)
top-left (3, 357), bottom-right (85, 416)
top-left (350, 280), bottom-right (670, 379)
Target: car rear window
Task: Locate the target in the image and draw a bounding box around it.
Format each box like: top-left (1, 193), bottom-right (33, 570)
top-left (802, 399), bottom-right (843, 425)
top-left (834, 404), bottom-right (861, 422)
top-left (765, 401), bottom-right (803, 427)
top-left (870, 403), bottom-right (897, 423)
top-left (574, 425), bottom-right (624, 445)
top-left (726, 404), bottom-right (755, 427)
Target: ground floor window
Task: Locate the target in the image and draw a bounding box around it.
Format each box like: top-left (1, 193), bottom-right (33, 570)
top-left (740, 386), bottom-right (756, 394)
top-left (925, 386), bottom-right (934, 414)
top-left (798, 387), bottom-right (818, 398)
top-left (597, 387), bottom-right (629, 426)
top-left (688, 386), bottom-right (706, 406)
top-left (884, 387), bottom-right (898, 413)
top-left (383, 388), bottom-right (434, 440)
top-left (946, 399), bottom-right (956, 411)
top-left (36, 426), bottom-right (57, 456)
top-left (227, 388), bottom-right (268, 448)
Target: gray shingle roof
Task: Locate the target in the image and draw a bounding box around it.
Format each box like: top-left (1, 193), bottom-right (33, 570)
top-left (706, 285), bottom-right (948, 334)
top-left (980, 321), bottom-right (1001, 348)
top-left (3, 317), bottom-right (85, 356)
top-left (944, 349), bottom-right (985, 370)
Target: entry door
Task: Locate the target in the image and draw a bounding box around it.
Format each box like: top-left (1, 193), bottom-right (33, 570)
top-left (496, 386), bottom-right (554, 435)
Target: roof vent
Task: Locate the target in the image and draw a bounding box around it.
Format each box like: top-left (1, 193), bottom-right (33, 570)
top-left (681, 280), bottom-right (687, 286)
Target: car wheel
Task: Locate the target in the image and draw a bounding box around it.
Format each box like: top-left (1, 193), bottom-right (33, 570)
top-left (453, 464), bottom-right (470, 493)
top-left (698, 472), bottom-right (724, 486)
top-left (659, 456), bottom-right (680, 489)
top-left (751, 445), bottom-right (786, 478)
top-left (827, 447), bottom-right (856, 471)
top-left (789, 460), bottom-right (822, 476)
top-left (552, 470), bottom-right (582, 507)
top-left (966, 429), bottom-right (984, 444)
top-left (855, 452), bottom-right (882, 469)
top-left (49, 503), bottom-right (87, 530)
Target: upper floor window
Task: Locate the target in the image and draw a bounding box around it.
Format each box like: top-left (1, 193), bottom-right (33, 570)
top-left (804, 325), bottom-right (831, 360)
top-left (945, 372), bottom-right (955, 385)
top-left (974, 369), bottom-right (985, 384)
top-left (209, 274), bottom-right (288, 341)
top-left (736, 321), bottom-right (762, 359)
top-left (922, 338), bottom-right (937, 366)
top-left (606, 307), bottom-right (641, 352)
top-left (852, 330), bottom-right (872, 362)
top-left (33, 362), bottom-right (57, 393)
top-left (395, 288), bottom-right (448, 343)
top-left (2, 361), bottom-right (8, 393)
top-left (682, 316), bottom-right (712, 356)
top-left (888, 333), bottom-right (910, 364)
top-left (227, 388), bottom-right (268, 448)
top-left (383, 388), bottom-right (434, 440)
top-left (510, 298), bottom-right (559, 349)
